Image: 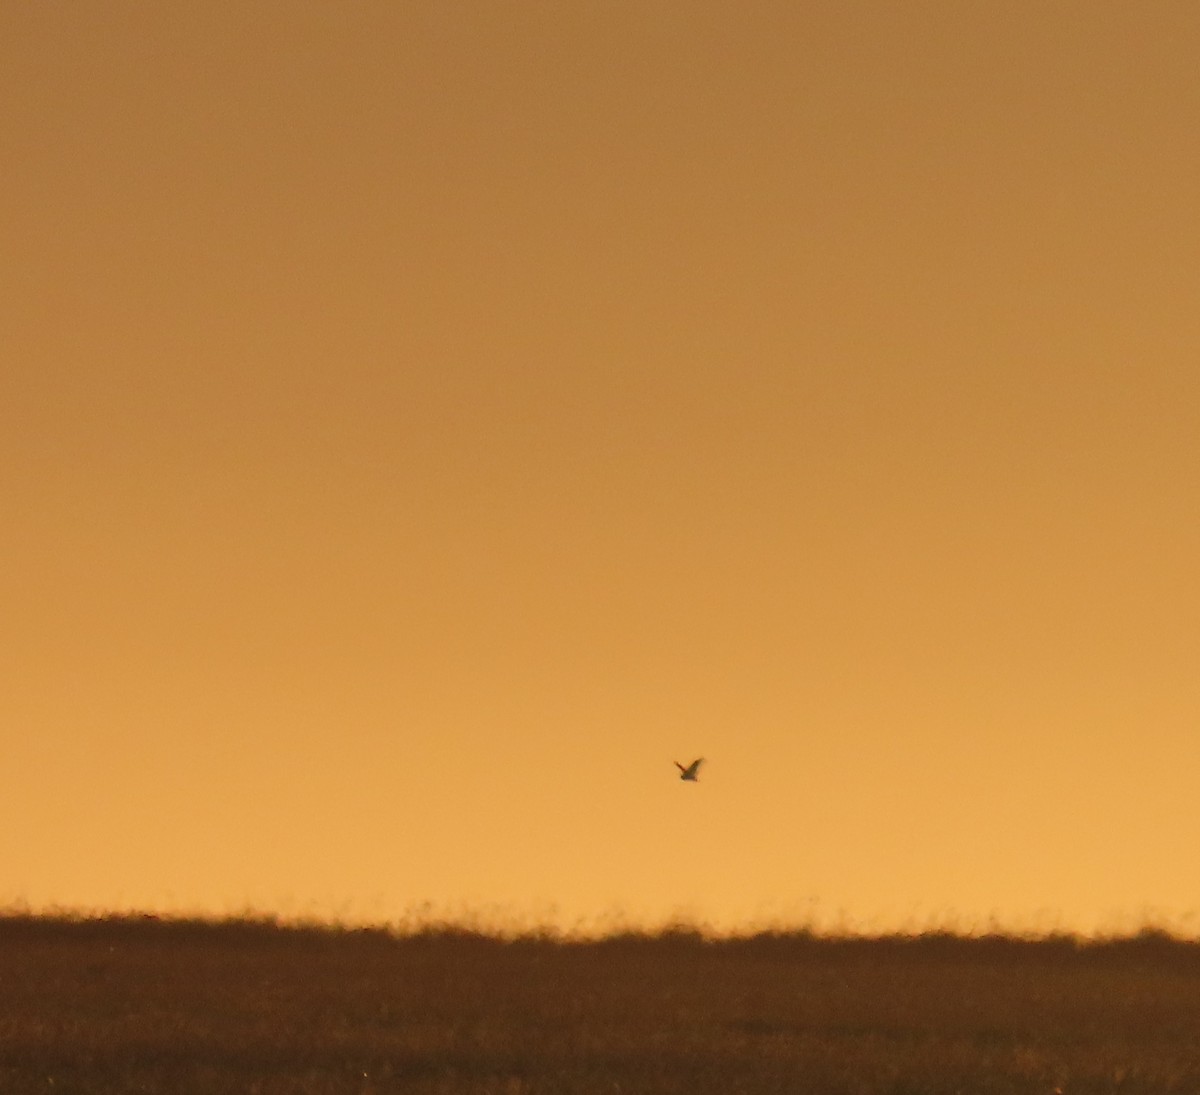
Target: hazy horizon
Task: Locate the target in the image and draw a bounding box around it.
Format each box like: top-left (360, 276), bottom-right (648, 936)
top-left (4, 900), bottom-right (1198, 944)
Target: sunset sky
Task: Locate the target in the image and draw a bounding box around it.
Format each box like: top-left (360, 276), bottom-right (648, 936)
top-left (4, 2), bottom-right (1199, 935)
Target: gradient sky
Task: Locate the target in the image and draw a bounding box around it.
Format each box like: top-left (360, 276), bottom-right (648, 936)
top-left (4, 2), bottom-right (1199, 935)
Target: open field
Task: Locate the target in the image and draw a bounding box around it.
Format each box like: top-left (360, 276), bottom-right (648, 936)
top-left (3, 914), bottom-right (1200, 1094)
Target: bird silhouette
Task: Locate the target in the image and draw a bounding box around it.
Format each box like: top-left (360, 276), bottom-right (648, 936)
top-left (674, 758), bottom-right (703, 781)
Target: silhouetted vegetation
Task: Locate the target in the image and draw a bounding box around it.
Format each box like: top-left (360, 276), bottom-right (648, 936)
top-left (3, 911), bottom-right (1200, 1092)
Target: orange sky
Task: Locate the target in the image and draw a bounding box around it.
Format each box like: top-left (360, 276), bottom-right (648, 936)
top-left (4, 2), bottom-right (1199, 935)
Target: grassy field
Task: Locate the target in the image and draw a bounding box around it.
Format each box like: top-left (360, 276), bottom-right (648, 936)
top-left (2, 914), bottom-right (1199, 1094)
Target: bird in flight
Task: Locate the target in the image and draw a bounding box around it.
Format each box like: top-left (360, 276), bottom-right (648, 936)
top-left (674, 758), bottom-right (704, 781)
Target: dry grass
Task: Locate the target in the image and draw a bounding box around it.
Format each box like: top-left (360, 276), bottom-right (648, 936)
top-left (3, 913), bottom-right (1200, 1093)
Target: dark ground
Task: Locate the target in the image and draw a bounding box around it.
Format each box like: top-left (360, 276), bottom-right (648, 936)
top-left (2, 913), bottom-right (1199, 1094)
